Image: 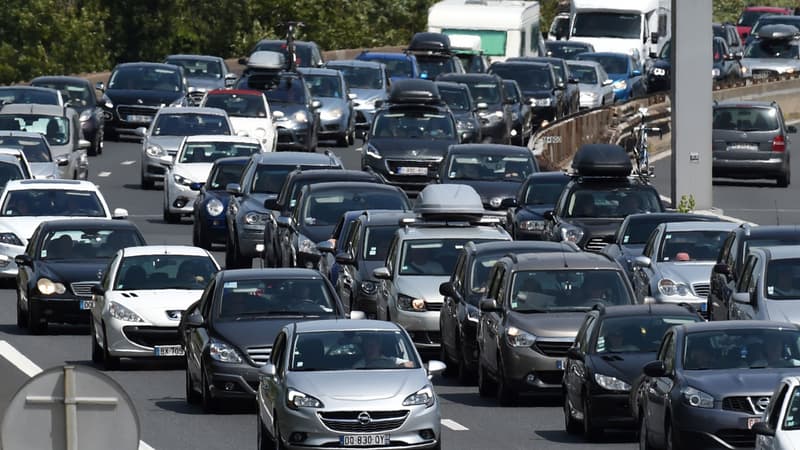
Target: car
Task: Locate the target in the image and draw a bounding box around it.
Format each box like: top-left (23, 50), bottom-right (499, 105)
top-left (563, 304), bottom-right (703, 440)
top-left (225, 152), bottom-right (343, 269)
top-left (324, 60), bottom-right (391, 135)
top-left (638, 320), bottom-right (800, 450)
top-left (356, 51), bottom-right (421, 81)
top-left (709, 224), bottom-right (800, 322)
top-left (504, 171), bottom-right (571, 241)
top-left (180, 268), bottom-right (353, 412)
top-left (544, 41), bottom-right (596, 60)
top-left (200, 89), bottom-right (277, 151)
top-left (437, 144), bottom-right (538, 220)
top-left (276, 181), bottom-right (411, 271)
top-left (713, 36), bottom-right (745, 82)
top-left (439, 240), bottom-right (579, 383)
top-left (0, 179), bottom-right (129, 279)
top-left (298, 67), bottom-right (356, 146)
top-left (575, 52), bottom-right (645, 102)
top-left (372, 184), bottom-right (511, 350)
top-left (0, 86), bottom-right (63, 106)
top-left (477, 251), bottom-right (636, 405)
top-left (318, 210), bottom-right (366, 285)
top-left (0, 131), bottom-right (65, 179)
top-left (542, 144), bottom-right (665, 251)
top-left (89, 245), bottom-right (219, 368)
top-left (0, 103), bottom-right (89, 180)
top-left (715, 22), bottom-right (745, 58)
top-left (741, 24), bottom-right (800, 80)
top-left (436, 73), bottom-right (512, 144)
top-left (256, 319), bottom-right (444, 450)
top-left (752, 375), bottom-right (800, 449)
top-left (712, 100), bottom-right (795, 187)
top-left (566, 60), bottom-right (615, 109)
top-left (191, 156), bottom-right (251, 250)
top-left (728, 245), bottom-right (800, 322)
top-left (15, 219), bottom-right (145, 334)
top-left (163, 54), bottom-right (238, 105)
top-left (137, 107), bottom-right (234, 190)
top-left (163, 135), bottom-right (265, 223)
top-left (406, 32), bottom-right (466, 79)
top-left (502, 79), bottom-right (533, 145)
top-left (361, 79), bottom-right (459, 195)
top-left (97, 62), bottom-right (188, 141)
top-left (745, 15), bottom-right (800, 47)
top-left (0, 154), bottom-right (28, 186)
top-left (631, 221), bottom-right (739, 313)
top-left (30, 76), bottom-right (105, 156)
top-left (737, 6), bottom-right (794, 41)
top-left (244, 39), bottom-right (325, 68)
top-left (489, 61), bottom-right (565, 126)
top-left (645, 39), bottom-right (672, 93)
top-left (435, 81), bottom-right (482, 144)
top-left (504, 56), bottom-right (581, 116)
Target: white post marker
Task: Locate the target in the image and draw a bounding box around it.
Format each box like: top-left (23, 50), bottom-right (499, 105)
top-left (441, 418), bottom-right (469, 431)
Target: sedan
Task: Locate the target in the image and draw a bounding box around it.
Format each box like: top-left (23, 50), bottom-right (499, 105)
top-left (201, 89), bottom-right (277, 151)
top-left (0, 131), bottom-right (65, 179)
top-left (299, 67), bottom-right (356, 147)
top-left (566, 60), bottom-right (614, 109)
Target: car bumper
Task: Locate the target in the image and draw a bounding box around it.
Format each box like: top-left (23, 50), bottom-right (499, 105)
top-left (206, 357), bottom-right (262, 399)
top-left (363, 159), bottom-right (441, 196)
top-left (672, 402), bottom-right (761, 449)
top-left (166, 184), bottom-right (200, 214)
top-left (30, 295), bottom-right (92, 324)
top-left (585, 391), bottom-right (636, 428)
top-left (500, 344), bottom-right (567, 392)
top-left (479, 120), bottom-right (506, 142)
top-left (319, 117), bottom-right (348, 137)
top-left (198, 216), bottom-right (228, 242)
top-left (237, 226), bottom-right (266, 258)
top-left (276, 125), bottom-right (312, 150)
top-left (712, 155), bottom-right (786, 178)
top-left (394, 309), bottom-right (441, 349)
top-left (104, 319), bottom-right (183, 357)
top-left (0, 243), bottom-right (23, 278)
top-left (578, 96), bottom-right (603, 110)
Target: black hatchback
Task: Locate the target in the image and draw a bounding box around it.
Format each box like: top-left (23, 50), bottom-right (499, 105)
top-left (436, 73), bottom-right (513, 144)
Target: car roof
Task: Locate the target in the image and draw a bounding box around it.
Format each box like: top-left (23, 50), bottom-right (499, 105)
top-left (398, 225), bottom-right (510, 240)
top-left (0, 103), bottom-right (68, 116)
top-left (165, 54), bottom-right (222, 62)
top-left (359, 52), bottom-right (414, 60)
top-left (122, 245), bottom-right (210, 257)
top-left (680, 320), bottom-right (800, 334)
top-left (510, 251), bottom-right (619, 271)
top-left (31, 76), bottom-right (90, 85)
top-left (5, 179), bottom-right (97, 191)
top-left (526, 171), bottom-right (570, 182)
top-left (219, 268), bottom-right (326, 281)
top-left (357, 210), bottom-right (415, 225)
top-left (252, 151), bottom-right (340, 165)
top-left (114, 62), bottom-right (180, 70)
top-left (715, 100), bottom-right (777, 109)
top-left (293, 319), bottom-right (400, 333)
top-left (304, 181), bottom-right (402, 193)
top-left (756, 245), bottom-right (800, 260)
top-left (491, 61), bottom-right (551, 70)
top-left (288, 169), bottom-right (376, 182)
top-left (470, 240), bottom-right (578, 255)
top-left (447, 144), bottom-right (532, 156)
top-left (437, 73), bottom-right (500, 82)
top-left (297, 67), bottom-right (342, 77)
top-left (661, 221), bottom-right (739, 232)
top-left (325, 60), bottom-right (384, 69)
top-left (183, 135), bottom-right (261, 144)
top-left (40, 218), bottom-right (139, 230)
top-left (738, 224), bottom-right (800, 238)
top-left (156, 106), bottom-right (228, 116)
top-left (624, 212), bottom-right (725, 223)
top-left (597, 304), bottom-right (702, 318)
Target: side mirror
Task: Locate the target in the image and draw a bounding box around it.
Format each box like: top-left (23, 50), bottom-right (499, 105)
top-left (14, 254), bottom-right (32, 267)
top-left (554, 82), bottom-right (566, 91)
top-left (311, 99), bottom-right (322, 109)
top-left (752, 421), bottom-right (775, 436)
top-left (276, 216), bottom-right (294, 229)
top-left (372, 267), bottom-right (391, 280)
top-left (335, 252), bottom-right (355, 265)
top-left (476, 102), bottom-right (489, 110)
top-left (348, 310), bottom-right (366, 320)
top-left (95, 81), bottom-right (106, 93)
top-left (112, 208), bottom-right (129, 219)
top-left (713, 263), bottom-right (731, 276)
top-left (426, 360), bottom-right (446, 377)
top-left (568, 77), bottom-right (579, 84)
top-left (633, 255), bottom-right (652, 268)
top-left (789, 125), bottom-right (798, 134)
top-left (543, 210), bottom-right (555, 221)
top-left (631, 69), bottom-right (642, 77)
top-left (189, 182), bottom-right (203, 191)
top-left (133, 127), bottom-right (147, 137)
top-left (264, 198), bottom-right (279, 210)
top-left (259, 362), bottom-right (277, 377)
top-left (226, 183), bottom-right (242, 196)
top-left (348, 92), bottom-right (358, 100)
top-left (602, 79), bottom-right (614, 86)
top-left (566, 347), bottom-right (583, 361)
top-left (78, 139), bottom-right (91, 150)
top-left (500, 198), bottom-right (518, 208)
top-left (273, 110), bottom-right (285, 121)
top-left (317, 240), bottom-right (335, 254)
top-left (732, 291), bottom-right (756, 306)
top-left (439, 281), bottom-right (457, 298)
top-left (479, 298), bottom-right (500, 312)
top-left (91, 284), bottom-right (105, 296)
top-left (184, 313), bottom-right (205, 328)
top-left (642, 360), bottom-right (667, 377)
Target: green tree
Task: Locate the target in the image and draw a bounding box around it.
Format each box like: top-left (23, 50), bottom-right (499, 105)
top-left (713, 0), bottom-right (798, 23)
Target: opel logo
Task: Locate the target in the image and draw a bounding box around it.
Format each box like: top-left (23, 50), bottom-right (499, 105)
top-left (357, 412), bottom-right (372, 425)
top-left (742, 132), bottom-right (747, 139)
top-left (411, 150), bottom-right (418, 157)
top-left (137, 99), bottom-right (144, 104)
top-left (756, 397), bottom-right (771, 411)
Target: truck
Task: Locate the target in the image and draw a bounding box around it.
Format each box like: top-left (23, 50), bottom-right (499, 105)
top-left (427, 0), bottom-right (545, 63)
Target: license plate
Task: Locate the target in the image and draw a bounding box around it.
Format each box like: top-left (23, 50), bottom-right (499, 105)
top-left (154, 345), bottom-right (185, 357)
top-left (700, 302), bottom-right (708, 312)
top-left (556, 359), bottom-right (565, 370)
top-left (340, 434), bottom-right (390, 447)
top-left (127, 115), bottom-right (152, 123)
top-left (397, 166), bottom-right (428, 175)
top-left (748, 417), bottom-right (761, 429)
top-left (727, 144), bottom-right (758, 151)
top-left (79, 300), bottom-right (95, 310)
top-left (754, 72), bottom-right (770, 80)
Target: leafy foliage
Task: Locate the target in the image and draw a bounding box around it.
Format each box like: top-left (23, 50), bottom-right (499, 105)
top-left (677, 194), bottom-right (696, 213)
top-left (713, 0), bottom-right (797, 24)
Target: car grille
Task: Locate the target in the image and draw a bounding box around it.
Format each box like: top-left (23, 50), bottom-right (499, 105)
top-left (715, 429), bottom-right (756, 448)
top-left (122, 326), bottom-right (180, 348)
top-left (693, 283), bottom-right (710, 298)
top-left (247, 346), bottom-right (272, 366)
top-left (117, 105), bottom-right (159, 122)
top-left (187, 90), bottom-right (206, 106)
top-left (533, 339), bottom-right (573, 357)
top-left (425, 302), bottom-right (442, 312)
top-left (385, 159), bottom-right (440, 176)
top-left (318, 410), bottom-right (409, 433)
top-left (722, 396), bottom-right (771, 415)
top-left (71, 281), bottom-right (98, 298)
top-left (584, 236), bottom-right (611, 252)
top-left (752, 69), bottom-right (778, 80)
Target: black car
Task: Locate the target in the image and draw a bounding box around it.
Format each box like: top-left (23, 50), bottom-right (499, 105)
top-left (15, 219), bottom-right (146, 333)
top-left (439, 240), bottom-right (579, 383)
top-left (505, 56), bottom-right (581, 116)
top-left (714, 22), bottom-right (745, 57)
top-left (98, 62), bottom-right (188, 140)
top-left (505, 172), bottom-right (570, 241)
top-left (243, 39), bottom-right (325, 68)
top-left (30, 76), bottom-right (104, 156)
top-left (406, 32), bottom-right (465, 80)
top-left (180, 268), bottom-right (349, 412)
top-left (225, 152), bottom-right (343, 269)
top-left (638, 321), bottom-right (800, 450)
top-left (646, 39), bottom-right (671, 93)
top-left (502, 79), bottom-right (533, 146)
top-left (361, 79), bottom-right (459, 194)
top-left (713, 37), bottom-right (745, 82)
top-left (190, 156), bottom-right (250, 249)
top-left (436, 73), bottom-right (513, 144)
top-left (545, 41), bottom-right (596, 60)
top-left (542, 144), bottom-right (665, 251)
top-left (488, 61), bottom-right (564, 127)
top-left (563, 304), bottom-right (703, 441)
top-left (276, 181), bottom-right (411, 270)
top-left (708, 224), bottom-right (800, 321)
top-left (436, 81), bottom-right (482, 143)
top-left (262, 169), bottom-right (381, 268)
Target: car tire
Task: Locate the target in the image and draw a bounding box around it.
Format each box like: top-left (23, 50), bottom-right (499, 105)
top-left (477, 360), bottom-right (496, 397)
top-left (90, 320), bottom-right (103, 364)
top-left (163, 207), bottom-right (181, 224)
top-left (101, 322), bottom-right (120, 370)
top-left (228, 230), bottom-right (249, 269)
top-left (141, 177), bottom-right (155, 190)
top-left (201, 367), bottom-right (218, 413)
top-left (258, 413), bottom-right (276, 450)
top-left (336, 132), bottom-right (349, 147)
top-left (639, 411), bottom-right (655, 450)
top-left (564, 394), bottom-right (581, 435)
top-left (496, 360), bottom-right (515, 406)
top-left (185, 364), bottom-right (200, 404)
top-left (778, 170), bottom-right (790, 188)
top-left (582, 395), bottom-right (602, 441)
top-left (16, 290), bottom-right (27, 328)
top-left (457, 351), bottom-right (474, 385)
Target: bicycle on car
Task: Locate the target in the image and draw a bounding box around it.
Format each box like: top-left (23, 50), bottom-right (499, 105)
top-left (632, 107), bottom-right (661, 182)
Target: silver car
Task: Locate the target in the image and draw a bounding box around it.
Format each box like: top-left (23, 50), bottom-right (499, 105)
top-left (566, 60), bottom-right (614, 109)
top-left (730, 245), bottom-right (800, 322)
top-left (741, 25), bottom-right (800, 81)
top-left (632, 221), bottom-right (738, 313)
top-left (257, 319), bottom-right (444, 450)
top-left (0, 131), bottom-right (64, 179)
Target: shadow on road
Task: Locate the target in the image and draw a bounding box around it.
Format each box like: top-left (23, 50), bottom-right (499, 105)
top-left (155, 398), bottom-right (255, 415)
top-left (437, 390), bottom-right (561, 408)
top-left (535, 429), bottom-right (636, 444)
top-left (0, 323), bottom-right (89, 336)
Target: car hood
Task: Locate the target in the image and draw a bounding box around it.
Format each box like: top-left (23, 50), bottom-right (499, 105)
top-left (113, 289), bottom-right (204, 321)
top-left (0, 216), bottom-right (108, 241)
top-left (764, 299), bottom-right (800, 323)
top-left (620, 243), bottom-right (646, 259)
top-left (369, 138), bottom-right (452, 159)
top-left (173, 163), bottom-right (213, 183)
top-left (568, 218), bottom-right (622, 237)
top-left (442, 180), bottom-right (519, 208)
top-left (396, 276), bottom-right (450, 304)
top-left (147, 136), bottom-right (184, 154)
top-left (241, 193), bottom-right (274, 214)
top-left (656, 262), bottom-right (715, 285)
top-left (37, 260), bottom-right (106, 284)
top-left (684, 369), bottom-right (800, 398)
top-left (104, 89), bottom-right (184, 106)
top-left (213, 317), bottom-right (300, 349)
top-left (357, 260), bottom-right (385, 279)
top-left (591, 352), bottom-right (657, 384)
top-left (30, 162), bottom-right (59, 179)
top-left (288, 369), bottom-right (427, 402)
top-left (741, 58), bottom-right (800, 71)
top-left (230, 117), bottom-right (273, 132)
top-left (186, 78), bottom-right (224, 90)
top-left (507, 311), bottom-right (584, 338)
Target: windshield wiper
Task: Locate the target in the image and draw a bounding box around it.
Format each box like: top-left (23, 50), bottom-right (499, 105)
top-left (234, 311), bottom-right (322, 320)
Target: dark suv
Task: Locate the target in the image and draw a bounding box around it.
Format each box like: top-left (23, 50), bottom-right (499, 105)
top-left (406, 32), bottom-right (466, 80)
top-left (436, 73), bottom-right (512, 144)
top-left (488, 61), bottom-right (564, 127)
top-left (506, 56), bottom-right (581, 116)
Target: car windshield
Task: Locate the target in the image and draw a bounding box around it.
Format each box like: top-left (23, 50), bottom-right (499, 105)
top-left (744, 39), bottom-right (800, 59)
top-left (363, 56), bottom-right (414, 79)
top-left (362, 225), bottom-right (398, 261)
top-left (510, 269), bottom-right (631, 312)
top-left (290, 330), bottom-right (420, 371)
top-left (331, 65), bottom-right (383, 90)
top-left (491, 66), bottom-right (552, 91)
top-left (399, 239), bottom-right (497, 276)
top-left (658, 230), bottom-right (730, 262)
top-left (595, 315), bottom-right (699, 354)
top-left (547, 43), bottom-right (593, 60)
top-left (683, 328), bottom-right (800, 370)
top-left (40, 228), bottom-right (143, 260)
top-left (251, 164), bottom-right (325, 194)
top-left (114, 255), bottom-right (216, 290)
top-left (743, 238), bottom-right (800, 262)
top-left (303, 74), bottom-right (343, 98)
top-left (523, 177), bottom-right (569, 205)
top-left (203, 94), bottom-right (267, 118)
top-left (207, 163), bottom-right (246, 190)
top-left (439, 88), bottom-right (471, 111)
top-left (470, 254), bottom-right (501, 297)
top-left (217, 278), bottom-right (336, 319)
top-left (566, 188), bottom-right (662, 218)
top-left (109, 66), bottom-right (182, 92)
top-left (713, 106), bottom-right (780, 131)
top-left (0, 136), bottom-right (51, 162)
top-left (264, 77), bottom-right (308, 104)
top-left (572, 12), bottom-right (641, 40)
top-left (255, 42), bottom-right (313, 67)
top-left (372, 112), bottom-right (455, 140)
top-left (0, 162), bottom-right (24, 186)
top-left (0, 115), bottom-right (70, 146)
top-left (576, 54), bottom-right (629, 75)
top-left (567, 64), bottom-right (598, 84)
top-left (463, 81), bottom-right (501, 104)
top-left (503, 81), bottom-right (520, 102)
top-left (152, 113), bottom-right (231, 137)
top-left (178, 141), bottom-right (260, 163)
top-left (165, 58), bottom-right (223, 80)
top-left (302, 189), bottom-right (408, 227)
top-left (446, 154), bottom-right (534, 182)
top-left (2, 189), bottom-right (105, 217)
top-left (32, 81), bottom-right (94, 107)
top-left (765, 259), bottom-right (800, 299)
top-left (0, 88), bottom-right (60, 106)
top-left (621, 217), bottom-right (687, 245)
top-left (417, 55), bottom-right (457, 80)
top-left (784, 387), bottom-right (800, 430)
top-left (739, 10), bottom-right (769, 27)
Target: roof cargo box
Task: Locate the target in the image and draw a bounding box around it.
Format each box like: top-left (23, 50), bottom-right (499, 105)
top-left (572, 144), bottom-right (632, 177)
top-left (756, 24), bottom-right (800, 40)
top-left (408, 32), bottom-right (452, 54)
top-left (414, 184), bottom-right (485, 220)
top-left (388, 79), bottom-right (441, 105)
top-left (247, 51), bottom-right (286, 71)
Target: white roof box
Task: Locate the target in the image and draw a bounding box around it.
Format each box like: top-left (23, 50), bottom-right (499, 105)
top-left (414, 184), bottom-right (485, 220)
top-left (448, 34), bottom-right (482, 53)
top-left (247, 51), bottom-right (286, 70)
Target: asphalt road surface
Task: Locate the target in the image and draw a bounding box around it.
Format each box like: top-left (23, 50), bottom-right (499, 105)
top-left (4, 137), bottom-right (787, 449)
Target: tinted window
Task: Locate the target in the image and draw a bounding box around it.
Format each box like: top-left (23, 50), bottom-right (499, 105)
top-left (302, 189), bottom-right (408, 226)
top-left (510, 269), bottom-right (630, 311)
top-left (470, 254), bottom-right (502, 297)
top-left (594, 315), bottom-right (700, 353)
top-left (565, 187), bottom-right (662, 218)
top-left (744, 238), bottom-right (800, 260)
top-left (417, 55), bottom-right (457, 80)
top-left (572, 12), bottom-right (641, 40)
top-left (739, 10), bottom-right (768, 27)
top-left (2, 189), bottom-right (105, 217)
top-left (216, 278), bottom-right (336, 318)
top-left (684, 328), bottom-right (800, 370)
top-left (290, 330), bottom-right (420, 371)
top-left (303, 74), bottom-right (343, 98)
top-left (783, 386), bottom-right (800, 430)
top-left (0, 162), bottom-right (23, 186)
top-left (766, 258), bottom-right (800, 299)
top-left (207, 163), bottom-right (246, 190)
top-left (153, 114), bottom-right (230, 137)
top-left (251, 164), bottom-right (325, 194)
top-left (115, 255), bottom-right (216, 290)
top-left (165, 58), bottom-right (223, 80)
top-left (0, 115), bottom-right (69, 146)
top-left (31, 81), bottom-right (94, 107)
top-left (0, 136), bottom-right (51, 162)
top-left (567, 64), bottom-right (598, 84)
top-left (463, 81), bottom-right (501, 104)
top-left (329, 65), bottom-right (383, 90)
top-left (658, 230), bottom-right (730, 261)
top-left (203, 94), bottom-right (266, 118)
top-left (490, 65), bottom-right (552, 91)
top-left (523, 177), bottom-right (568, 205)
top-left (109, 66), bottom-right (182, 92)
top-left (622, 217), bottom-right (691, 245)
top-left (503, 81), bottom-right (520, 102)
top-left (361, 56), bottom-right (413, 78)
top-left (40, 228), bottom-right (143, 260)
top-left (178, 141), bottom-right (260, 163)
top-left (446, 153), bottom-right (535, 182)
top-left (713, 106), bottom-right (779, 131)
top-left (439, 88), bottom-right (471, 111)
top-left (362, 225), bottom-right (398, 261)
top-left (0, 88), bottom-right (59, 106)
top-left (399, 239), bottom-right (497, 276)
top-left (372, 111), bottom-right (455, 139)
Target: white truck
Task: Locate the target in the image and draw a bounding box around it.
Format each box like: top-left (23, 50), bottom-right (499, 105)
top-left (427, 0), bottom-right (545, 62)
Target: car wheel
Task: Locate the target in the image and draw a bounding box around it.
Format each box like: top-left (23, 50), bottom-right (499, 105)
top-left (564, 393), bottom-right (582, 435)
top-left (778, 170), bottom-right (790, 188)
top-left (456, 350), bottom-right (474, 385)
top-left (336, 132), bottom-right (349, 147)
top-left (88, 136), bottom-right (98, 157)
top-left (231, 231), bottom-right (249, 268)
top-left (141, 177), bottom-right (154, 190)
top-left (582, 395), bottom-right (602, 441)
top-left (185, 363), bottom-right (200, 404)
top-left (225, 231), bottom-right (237, 269)
top-left (193, 224), bottom-right (212, 250)
top-left (496, 359), bottom-right (515, 406)
top-left (163, 207), bottom-right (181, 224)
top-left (16, 290), bottom-right (27, 328)
top-left (90, 320), bottom-right (103, 364)
top-left (101, 322), bottom-right (120, 370)
top-left (258, 413), bottom-right (276, 450)
top-left (201, 367), bottom-right (218, 413)
top-left (477, 360), bottom-right (496, 397)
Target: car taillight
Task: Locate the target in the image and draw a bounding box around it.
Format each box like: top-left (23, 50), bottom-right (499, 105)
top-left (773, 135), bottom-right (786, 152)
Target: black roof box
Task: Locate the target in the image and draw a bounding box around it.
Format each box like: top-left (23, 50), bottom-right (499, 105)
top-left (388, 79), bottom-right (441, 105)
top-left (756, 24), bottom-right (800, 40)
top-left (408, 32), bottom-right (452, 54)
top-left (572, 144), bottom-right (632, 177)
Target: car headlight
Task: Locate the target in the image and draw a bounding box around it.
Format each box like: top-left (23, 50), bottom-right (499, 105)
top-left (206, 198), bottom-right (224, 216)
top-left (507, 326), bottom-right (537, 347)
top-left (78, 110), bottom-right (92, 122)
top-left (287, 388), bottom-right (324, 409)
top-left (360, 280), bottom-right (377, 295)
top-left (243, 212), bottom-right (267, 225)
top-left (658, 278), bottom-right (690, 296)
top-left (594, 373), bottom-right (631, 392)
top-left (712, 68), bottom-right (721, 77)
top-left (519, 220), bottom-right (545, 231)
top-left (786, 68), bottom-right (796, 74)
top-left (456, 120), bottom-right (476, 130)
top-left (253, 127), bottom-right (267, 138)
top-left (173, 174), bottom-right (192, 186)
top-left (361, 97), bottom-right (379, 109)
top-left (741, 66), bottom-right (749, 75)
top-left (321, 108), bottom-right (343, 121)
top-left (531, 97), bottom-right (552, 107)
top-left (293, 111), bottom-right (308, 123)
top-left (365, 145), bottom-right (381, 160)
top-left (479, 110), bottom-right (504, 120)
top-left (37, 278), bottom-right (66, 296)
top-left (398, 294), bottom-right (426, 311)
top-left (653, 68), bottom-right (666, 76)
top-left (146, 144), bottom-right (165, 157)
top-left (101, 96), bottom-right (113, 109)
top-left (108, 301), bottom-right (144, 322)
top-left (682, 386), bottom-right (714, 408)
top-left (0, 232), bottom-right (23, 246)
top-left (612, 80), bottom-right (628, 90)
top-left (274, 110), bottom-right (287, 121)
top-left (402, 385), bottom-right (435, 407)
top-left (559, 225), bottom-right (584, 243)
top-left (209, 338), bottom-right (243, 363)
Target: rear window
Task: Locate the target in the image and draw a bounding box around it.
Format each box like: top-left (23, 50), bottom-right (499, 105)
top-left (490, 66), bottom-right (552, 91)
top-left (713, 106), bottom-right (780, 131)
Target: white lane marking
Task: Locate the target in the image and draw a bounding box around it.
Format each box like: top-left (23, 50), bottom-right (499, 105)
top-left (441, 419), bottom-right (469, 431)
top-left (121, 160), bottom-right (137, 166)
top-left (98, 171), bottom-right (112, 177)
top-left (0, 340), bottom-right (157, 450)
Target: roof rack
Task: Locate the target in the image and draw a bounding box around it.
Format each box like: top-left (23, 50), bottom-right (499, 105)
top-left (387, 79), bottom-right (442, 105)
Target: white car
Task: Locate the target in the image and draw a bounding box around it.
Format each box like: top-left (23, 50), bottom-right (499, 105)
top-left (163, 135), bottom-right (265, 223)
top-left (200, 89), bottom-right (277, 151)
top-left (0, 179), bottom-right (128, 278)
top-left (755, 376), bottom-right (800, 450)
top-left (89, 245), bottom-right (220, 369)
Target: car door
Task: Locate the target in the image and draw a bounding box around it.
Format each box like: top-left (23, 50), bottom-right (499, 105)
top-left (709, 233), bottom-right (736, 321)
top-left (565, 314), bottom-right (596, 414)
top-left (731, 254), bottom-right (758, 320)
top-left (633, 227), bottom-right (661, 300)
top-left (262, 330), bottom-right (288, 431)
top-left (756, 381), bottom-right (790, 450)
top-left (645, 330), bottom-right (676, 445)
top-left (480, 264), bottom-right (507, 376)
top-left (186, 279), bottom-right (217, 378)
top-left (91, 251), bottom-right (120, 325)
top-left (337, 221), bottom-right (360, 305)
top-left (441, 251), bottom-right (466, 358)
top-left (376, 236), bottom-right (398, 320)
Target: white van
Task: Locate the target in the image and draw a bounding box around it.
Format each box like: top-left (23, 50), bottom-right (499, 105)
top-left (427, 0), bottom-right (545, 62)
